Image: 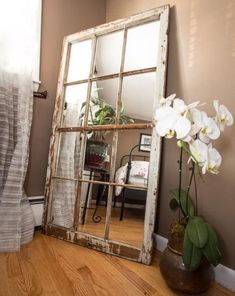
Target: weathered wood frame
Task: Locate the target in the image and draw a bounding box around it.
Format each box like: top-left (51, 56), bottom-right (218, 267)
top-left (43, 5), bottom-right (169, 265)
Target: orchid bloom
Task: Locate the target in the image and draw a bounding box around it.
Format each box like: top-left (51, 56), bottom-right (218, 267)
top-left (155, 98), bottom-right (202, 140)
top-left (159, 94), bottom-right (176, 106)
top-left (173, 98), bottom-right (201, 115)
top-left (213, 100), bottom-right (233, 131)
top-left (181, 108), bottom-right (202, 142)
top-left (198, 111), bottom-right (220, 144)
top-left (155, 105), bottom-right (191, 139)
top-left (189, 139), bottom-right (222, 174)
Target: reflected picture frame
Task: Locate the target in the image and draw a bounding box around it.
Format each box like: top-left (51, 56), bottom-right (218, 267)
top-left (139, 133), bottom-right (152, 152)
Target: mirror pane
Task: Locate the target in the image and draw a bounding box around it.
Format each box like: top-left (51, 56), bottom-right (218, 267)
top-left (121, 72), bottom-right (156, 123)
top-left (124, 21), bottom-right (160, 71)
top-left (109, 130), bottom-right (151, 247)
top-left (62, 84), bottom-right (88, 127)
top-left (78, 132), bottom-right (114, 237)
top-left (50, 178), bottom-right (78, 228)
top-left (55, 132), bottom-right (83, 179)
top-left (77, 179), bottom-right (109, 237)
top-left (83, 131), bottom-right (113, 176)
top-left (95, 30), bottom-right (124, 76)
top-left (87, 78), bottom-right (119, 127)
top-left (67, 39), bottom-right (92, 82)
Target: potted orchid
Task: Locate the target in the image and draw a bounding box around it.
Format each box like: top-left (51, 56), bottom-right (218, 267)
top-left (156, 94), bottom-right (233, 294)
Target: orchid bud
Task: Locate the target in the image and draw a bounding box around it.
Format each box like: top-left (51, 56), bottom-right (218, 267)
top-left (177, 140), bottom-right (183, 148)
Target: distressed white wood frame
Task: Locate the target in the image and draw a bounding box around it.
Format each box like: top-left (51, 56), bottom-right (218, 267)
top-left (43, 5), bottom-right (170, 265)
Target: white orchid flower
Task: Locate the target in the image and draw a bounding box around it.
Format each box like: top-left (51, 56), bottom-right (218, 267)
top-left (173, 99), bottom-right (201, 116)
top-left (206, 144), bottom-right (222, 174)
top-left (159, 94), bottom-right (176, 106)
top-left (213, 100), bottom-right (233, 131)
top-left (181, 108), bottom-right (203, 142)
top-left (155, 105), bottom-right (191, 139)
top-left (198, 111), bottom-right (220, 143)
top-left (189, 139), bottom-right (222, 174)
top-left (189, 139), bottom-right (207, 167)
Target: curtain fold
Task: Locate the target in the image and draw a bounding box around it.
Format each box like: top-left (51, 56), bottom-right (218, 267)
top-left (0, 0), bottom-right (41, 251)
top-left (0, 72), bottom-right (35, 251)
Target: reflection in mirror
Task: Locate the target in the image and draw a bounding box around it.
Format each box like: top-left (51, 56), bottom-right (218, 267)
top-left (95, 31), bottom-right (124, 76)
top-left (67, 39), bottom-right (92, 82)
top-left (78, 132), bottom-right (114, 237)
top-left (50, 179), bottom-right (78, 228)
top-left (121, 73), bottom-right (156, 123)
top-left (62, 84), bottom-right (88, 127)
top-left (77, 181), bottom-right (109, 238)
top-left (124, 21), bottom-right (160, 71)
top-left (83, 131), bottom-right (113, 179)
top-left (55, 132), bottom-right (82, 179)
top-left (95, 78), bottom-right (118, 110)
top-left (109, 130), bottom-right (151, 247)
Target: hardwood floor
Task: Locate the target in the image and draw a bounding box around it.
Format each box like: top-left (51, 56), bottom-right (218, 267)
top-left (0, 232), bottom-right (232, 296)
top-left (78, 206), bottom-right (144, 247)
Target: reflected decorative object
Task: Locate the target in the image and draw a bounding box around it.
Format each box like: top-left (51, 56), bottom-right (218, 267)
top-left (85, 140), bottom-right (109, 169)
top-left (155, 94), bottom-right (233, 292)
top-left (81, 96), bottom-right (134, 140)
top-left (139, 133), bottom-right (151, 152)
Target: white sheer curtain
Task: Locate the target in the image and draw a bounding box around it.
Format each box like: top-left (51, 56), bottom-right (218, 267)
top-left (0, 0), bottom-right (41, 251)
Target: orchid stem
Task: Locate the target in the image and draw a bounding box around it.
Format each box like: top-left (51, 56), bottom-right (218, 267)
top-left (193, 171), bottom-right (198, 215)
top-left (186, 161), bottom-right (195, 217)
top-left (178, 147), bottom-right (187, 218)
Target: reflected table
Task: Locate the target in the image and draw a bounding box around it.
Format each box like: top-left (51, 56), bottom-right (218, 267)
top-left (81, 166), bottom-right (109, 224)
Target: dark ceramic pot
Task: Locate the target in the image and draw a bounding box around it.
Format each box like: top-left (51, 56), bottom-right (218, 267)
top-left (159, 235), bottom-right (214, 294)
top-left (85, 140), bottom-right (108, 169)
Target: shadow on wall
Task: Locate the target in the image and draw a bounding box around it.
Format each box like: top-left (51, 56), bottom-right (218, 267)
top-left (156, 0), bottom-right (235, 270)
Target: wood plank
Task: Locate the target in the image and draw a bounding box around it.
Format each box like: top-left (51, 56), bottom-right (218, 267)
top-left (44, 224), bottom-right (142, 262)
top-left (65, 6), bottom-right (166, 42)
top-left (43, 39), bottom-right (71, 226)
top-left (57, 123), bottom-right (153, 133)
top-left (73, 35), bottom-right (98, 230)
top-left (0, 234), bottom-right (233, 296)
top-left (141, 4), bottom-right (170, 265)
top-left (52, 176), bottom-right (148, 190)
top-left (64, 67), bottom-right (157, 86)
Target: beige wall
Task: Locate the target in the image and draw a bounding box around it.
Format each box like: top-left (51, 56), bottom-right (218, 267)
top-left (25, 0), bottom-right (106, 195)
top-left (106, 0), bottom-right (235, 269)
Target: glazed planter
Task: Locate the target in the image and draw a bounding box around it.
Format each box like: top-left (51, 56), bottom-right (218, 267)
top-left (85, 140), bottom-right (108, 169)
top-left (159, 235), bottom-right (214, 294)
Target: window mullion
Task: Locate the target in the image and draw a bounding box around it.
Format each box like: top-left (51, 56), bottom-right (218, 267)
top-left (73, 35), bottom-right (98, 229)
top-left (104, 27), bottom-right (128, 239)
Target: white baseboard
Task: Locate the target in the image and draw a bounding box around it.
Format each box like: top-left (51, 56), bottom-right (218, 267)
top-left (28, 196), bottom-right (44, 227)
top-left (153, 233), bottom-right (235, 292)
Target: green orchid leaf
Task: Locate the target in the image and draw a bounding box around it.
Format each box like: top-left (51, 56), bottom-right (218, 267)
top-left (183, 229), bottom-right (203, 271)
top-left (169, 198), bottom-right (179, 210)
top-left (187, 217), bottom-right (208, 249)
top-left (202, 223), bottom-right (221, 267)
top-left (170, 189), bottom-right (195, 217)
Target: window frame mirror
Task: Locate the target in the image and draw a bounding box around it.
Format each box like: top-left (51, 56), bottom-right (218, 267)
top-left (43, 5), bottom-right (170, 265)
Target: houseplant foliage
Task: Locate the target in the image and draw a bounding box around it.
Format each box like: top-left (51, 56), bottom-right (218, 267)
top-left (155, 94), bottom-right (233, 288)
top-left (81, 96), bottom-right (134, 140)
top-left (81, 96), bottom-right (134, 168)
